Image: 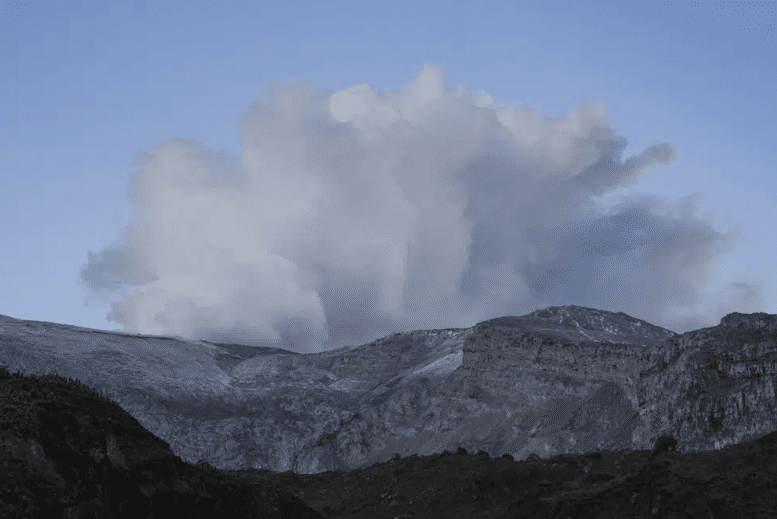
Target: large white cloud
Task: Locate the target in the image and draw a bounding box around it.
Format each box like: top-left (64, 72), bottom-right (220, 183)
top-left (78, 64), bottom-right (765, 352)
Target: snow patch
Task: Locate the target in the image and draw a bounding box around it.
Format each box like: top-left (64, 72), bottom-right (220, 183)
top-left (409, 350), bottom-right (463, 378)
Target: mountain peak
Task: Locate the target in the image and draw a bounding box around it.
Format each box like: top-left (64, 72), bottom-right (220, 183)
top-left (719, 311), bottom-right (777, 329)
top-left (475, 304), bottom-right (679, 347)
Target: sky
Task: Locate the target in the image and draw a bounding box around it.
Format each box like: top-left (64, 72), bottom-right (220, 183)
top-left (1, 0), bottom-right (776, 354)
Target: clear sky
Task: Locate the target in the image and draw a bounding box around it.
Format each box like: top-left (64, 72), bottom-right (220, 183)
top-left (2, 0), bottom-right (775, 353)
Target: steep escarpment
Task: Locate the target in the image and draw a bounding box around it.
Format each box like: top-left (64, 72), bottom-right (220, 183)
top-left (634, 311), bottom-right (777, 454)
top-left (459, 321), bottom-right (650, 406)
top-left (457, 305), bottom-right (777, 461)
top-left (461, 305), bottom-right (680, 406)
top-left (445, 305), bottom-right (680, 460)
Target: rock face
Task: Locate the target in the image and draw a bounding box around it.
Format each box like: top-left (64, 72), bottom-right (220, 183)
top-left (6, 364), bottom-right (777, 518)
top-left (446, 305), bottom-right (681, 462)
top-left (633, 311), bottom-right (777, 456)
top-left (1, 304), bottom-right (776, 477)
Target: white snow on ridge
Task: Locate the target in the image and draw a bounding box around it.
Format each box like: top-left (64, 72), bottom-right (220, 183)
top-left (410, 350), bottom-right (463, 378)
top-left (405, 328), bottom-right (472, 379)
top-left (571, 319), bottom-right (594, 341)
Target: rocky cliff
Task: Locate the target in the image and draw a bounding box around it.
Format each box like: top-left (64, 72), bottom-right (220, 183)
top-left (6, 364), bottom-right (777, 518)
top-left (634, 310), bottom-right (777, 455)
top-left (1, 304), bottom-right (775, 477)
top-left (446, 305), bottom-right (680, 461)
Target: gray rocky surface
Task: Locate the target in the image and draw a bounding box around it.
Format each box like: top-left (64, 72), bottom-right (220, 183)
top-left (0, 304), bottom-right (775, 476)
top-left (6, 364), bottom-right (776, 518)
top-left (634, 310), bottom-right (777, 456)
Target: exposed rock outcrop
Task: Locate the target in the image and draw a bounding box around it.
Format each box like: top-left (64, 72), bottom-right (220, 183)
top-left (6, 365), bottom-right (777, 518)
top-left (633, 311), bottom-right (777, 455)
top-left (1, 305), bottom-right (777, 479)
top-left (445, 305), bottom-right (680, 462)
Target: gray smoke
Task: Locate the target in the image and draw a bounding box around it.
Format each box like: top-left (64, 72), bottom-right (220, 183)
top-left (78, 64), bottom-right (765, 352)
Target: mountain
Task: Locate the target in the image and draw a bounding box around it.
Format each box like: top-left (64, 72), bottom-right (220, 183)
top-left (3, 364), bottom-right (777, 518)
top-left (1, 304), bottom-right (776, 477)
top-left (634, 310), bottom-right (777, 455)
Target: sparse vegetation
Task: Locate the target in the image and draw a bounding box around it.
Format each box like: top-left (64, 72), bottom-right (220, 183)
top-left (0, 364), bottom-right (323, 519)
top-left (0, 363), bottom-right (112, 438)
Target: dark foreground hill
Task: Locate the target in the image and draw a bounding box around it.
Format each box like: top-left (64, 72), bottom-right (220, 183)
top-left (2, 364), bottom-right (776, 518)
top-left (0, 364), bottom-right (323, 519)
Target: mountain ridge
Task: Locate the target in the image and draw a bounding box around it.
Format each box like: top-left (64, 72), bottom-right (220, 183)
top-left (1, 304), bottom-right (775, 476)
top-left (4, 362), bottom-right (776, 518)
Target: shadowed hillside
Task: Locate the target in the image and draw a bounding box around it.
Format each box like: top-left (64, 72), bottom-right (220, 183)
top-left (0, 363), bottom-right (323, 519)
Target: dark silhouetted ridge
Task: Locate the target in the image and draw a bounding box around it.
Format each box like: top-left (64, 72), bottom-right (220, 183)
top-left (0, 363), bottom-right (323, 519)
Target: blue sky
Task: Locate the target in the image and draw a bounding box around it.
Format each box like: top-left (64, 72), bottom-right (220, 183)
top-left (2, 0), bottom-right (775, 353)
